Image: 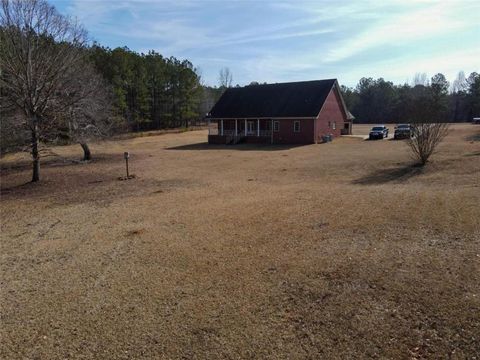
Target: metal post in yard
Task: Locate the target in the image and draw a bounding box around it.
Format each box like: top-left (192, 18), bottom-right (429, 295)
top-left (124, 152), bottom-right (130, 178)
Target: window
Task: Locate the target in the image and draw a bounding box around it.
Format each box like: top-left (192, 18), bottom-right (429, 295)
top-left (294, 121), bottom-right (300, 132)
top-left (328, 121), bottom-right (331, 128)
top-left (273, 121), bottom-right (279, 132)
top-left (332, 121), bottom-right (336, 130)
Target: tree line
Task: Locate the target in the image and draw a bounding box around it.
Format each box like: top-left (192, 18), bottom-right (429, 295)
top-left (341, 72), bottom-right (480, 124)
top-left (88, 45), bottom-right (224, 131)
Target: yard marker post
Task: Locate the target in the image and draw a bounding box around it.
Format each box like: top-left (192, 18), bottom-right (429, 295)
top-left (124, 152), bottom-right (130, 178)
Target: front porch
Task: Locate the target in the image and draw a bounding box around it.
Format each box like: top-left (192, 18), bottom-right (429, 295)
top-left (208, 119), bottom-right (273, 144)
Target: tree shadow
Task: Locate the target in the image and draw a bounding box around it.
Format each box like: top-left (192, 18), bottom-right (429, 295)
top-left (166, 142), bottom-right (306, 151)
top-left (0, 153), bottom-right (119, 172)
top-left (465, 133), bottom-right (480, 142)
top-left (352, 164), bottom-right (424, 185)
top-left (464, 151), bottom-right (480, 157)
top-left (0, 181), bottom-right (40, 196)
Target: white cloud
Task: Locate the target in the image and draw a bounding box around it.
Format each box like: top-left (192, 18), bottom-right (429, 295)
top-left (57, 0), bottom-right (480, 86)
top-left (323, 1), bottom-right (471, 63)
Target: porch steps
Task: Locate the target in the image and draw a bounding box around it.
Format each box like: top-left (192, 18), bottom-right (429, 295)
top-left (233, 136), bottom-right (245, 144)
top-left (225, 135), bottom-right (245, 145)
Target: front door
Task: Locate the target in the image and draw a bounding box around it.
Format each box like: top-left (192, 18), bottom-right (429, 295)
top-left (247, 120), bottom-right (256, 135)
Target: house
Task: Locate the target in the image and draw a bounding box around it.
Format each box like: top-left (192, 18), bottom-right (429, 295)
top-left (206, 79), bottom-right (354, 145)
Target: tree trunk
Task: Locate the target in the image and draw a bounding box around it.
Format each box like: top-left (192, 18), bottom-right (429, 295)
top-left (31, 123), bottom-right (40, 182)
top-left (80, 143), bottom-right (91, 161)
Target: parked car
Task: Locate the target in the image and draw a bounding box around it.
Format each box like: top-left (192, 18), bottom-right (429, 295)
top-left (369, 125), bottom-right (389, 140)
top-left (394, 124), bottom-right (412, 139)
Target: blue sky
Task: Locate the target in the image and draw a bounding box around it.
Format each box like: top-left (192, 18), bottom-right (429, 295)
top-left (51, 0), bottom-right (480, 87)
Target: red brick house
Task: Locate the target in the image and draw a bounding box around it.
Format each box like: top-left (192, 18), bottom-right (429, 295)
top-left (207, 79), bottom-right (354, 145)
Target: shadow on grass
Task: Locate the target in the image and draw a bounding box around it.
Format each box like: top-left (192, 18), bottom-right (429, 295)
top-left (363, 137), bottom-right (395, 142)
top-left (0, 180), bottom-right (40, 196)
top-left (0, 153), bottom-right (119, 172)
top-left (353, 163), bottom-right (424, 185)
top-left (166, 142), bottom-right (306, 151)
top-left (465, 132), bottom-right (480, 142)
top-left (464, 151), bottom-right (480, 157)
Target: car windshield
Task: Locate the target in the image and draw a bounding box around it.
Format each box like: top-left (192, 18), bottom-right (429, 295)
top-left (397, 124), bottom-right (409, 129)
top-left (372, 127), bottom-right (384, 131)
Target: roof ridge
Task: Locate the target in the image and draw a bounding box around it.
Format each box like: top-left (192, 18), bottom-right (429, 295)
top-left (237, 78), bottom-right (337, 88)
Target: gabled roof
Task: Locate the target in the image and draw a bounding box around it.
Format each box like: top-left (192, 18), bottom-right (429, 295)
top-left (207, 79), bottom-right (340, 119)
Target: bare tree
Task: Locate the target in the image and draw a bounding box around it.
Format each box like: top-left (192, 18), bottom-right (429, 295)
top-left (0, 0), bottom-right (100, 181)
top-left (406, 75), bottom-right (449, 165)
top-left (45, 63), bottom-right (114, 161)
top-left (451, 71), bottom-right (467, 94)
top-left (412, 72), bottom-right (429, 87)
top-left (71, 86), bottom-right (113, 162)
top-left (218, 67), bottom-right (233, 88)
top-left (407, 122), bottom-right (449, 165)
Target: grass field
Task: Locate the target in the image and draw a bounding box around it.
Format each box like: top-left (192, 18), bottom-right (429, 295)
top-left (1, 124), bottom-right (479, 359)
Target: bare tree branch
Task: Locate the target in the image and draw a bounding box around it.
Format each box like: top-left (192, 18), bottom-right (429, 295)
top-left (0, 0), bottom-right (110, 180)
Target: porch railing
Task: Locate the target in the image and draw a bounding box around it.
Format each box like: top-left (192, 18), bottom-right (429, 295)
top-left (258, 130), bottom-right (272, 137)
top-left (208, 127), bottom-right (219, 135)
top-left (208, 128), bottom-right (272, 137)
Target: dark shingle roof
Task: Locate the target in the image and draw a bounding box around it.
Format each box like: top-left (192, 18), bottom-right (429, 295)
top-left (208, 79), bottom-right (338, 119)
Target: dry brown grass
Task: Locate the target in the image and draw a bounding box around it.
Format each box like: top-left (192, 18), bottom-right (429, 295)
top-left (1, 124), bottom-right (479, 359)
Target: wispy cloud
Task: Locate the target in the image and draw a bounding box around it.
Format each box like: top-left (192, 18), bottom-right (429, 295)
top-left (323, 1), bottom-right (475, 63)
top-left (53, 0), bottom-right (480, 87)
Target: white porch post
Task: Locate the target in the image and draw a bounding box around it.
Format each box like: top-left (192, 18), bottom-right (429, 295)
top-left (235, 119), bottom-right (238, 136)
top-left (271, 119), bottom-right (273, 144)
top-left (244, 119), bottom-right (247, 136)
top-left (257, 119), bottom-right (260, 136)
top-left (220, 119), bottom-right (224, 136)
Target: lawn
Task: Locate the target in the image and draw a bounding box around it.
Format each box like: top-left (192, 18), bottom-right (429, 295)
top-left (1, 124), bottom-right (479, 359)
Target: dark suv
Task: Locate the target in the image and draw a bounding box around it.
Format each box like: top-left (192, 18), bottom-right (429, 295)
top-left (369, 125), bottom-right (389, 140)
top-left (394, 124), bottom-right (412, 139)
